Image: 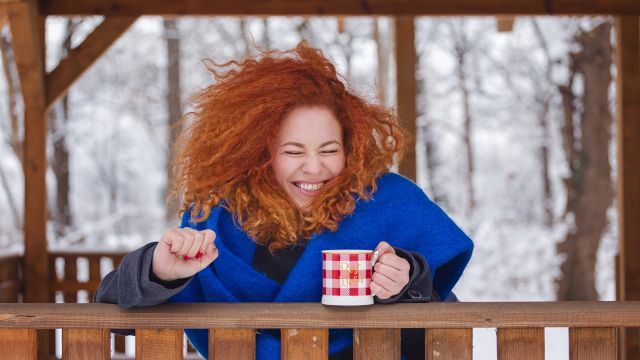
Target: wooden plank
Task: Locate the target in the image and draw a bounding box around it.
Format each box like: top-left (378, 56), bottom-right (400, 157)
top-left (114, 334), bottom-right (126, 355)
top-left (62, 328), bottom-right (110, 360)
top-left (569, 328), bottom-right (616, 359)
top-left (0, 329), bottom-right (37, 360)
top-left (426, 328), bottom-right (472, 360)
top-left (209, 328), bottom-right (255, 360)
top-left (281, 328), bottom-right (327, 360)
top-left (7, 0), bottom-right (48, 305)
top-left (395, 16), bottom-right (417, 181)
top-left (5, 302), bottom-right (640, 329)
top-left (40, 0), bottom-right (640, 16)
top-left (353, 328), bottom-right (400, 360)
top-left (64, 256), bottom-right (77, 303)
top-left (88, 256), bottom-right (101, 301)
top-left (136, 328), bottom-right (184, 360)
top-left (497, 328), bottom-right (544, 360)
top-left (45, 16), bottom-right (138, 109)
top-left (615, 15), bottom-right (640, 360)
top-left (497, 16), bottom-right (515, 32)
top-left (0, 255), bottom-right (21, 302)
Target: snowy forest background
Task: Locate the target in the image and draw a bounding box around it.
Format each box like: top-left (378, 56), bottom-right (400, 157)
top-left (0, 16), bottom-right (620, 358)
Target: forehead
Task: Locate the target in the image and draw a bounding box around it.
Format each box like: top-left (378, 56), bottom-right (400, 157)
top-left (276, 106), bottom-right (342, 143)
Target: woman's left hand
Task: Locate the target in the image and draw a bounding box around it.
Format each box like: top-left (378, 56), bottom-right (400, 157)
top-left (370, 241), bottom-right (411, 299)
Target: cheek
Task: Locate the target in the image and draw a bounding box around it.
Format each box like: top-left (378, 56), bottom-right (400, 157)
top-left (271, 158), bottom-right (293, 182)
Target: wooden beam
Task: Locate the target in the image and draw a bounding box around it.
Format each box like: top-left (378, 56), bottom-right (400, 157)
top-left (497, 16), bottom-right (515, 32)
top-left (40, 0), bottom-right (640, 16)
top-left (45, 16), bottom-right (137, 109)
top-left (6, 0), bottom-right (48, 304)
top-left (395, 16), bottom-right (416, 181)
top-left (615, 15), bottom-right (640, 360)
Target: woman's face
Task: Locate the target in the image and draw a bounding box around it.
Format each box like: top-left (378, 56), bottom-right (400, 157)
top-left (271, 106), bottom-right (346, 209)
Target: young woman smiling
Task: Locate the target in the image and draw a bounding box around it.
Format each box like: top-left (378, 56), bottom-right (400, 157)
top-left (95, 42), bottom-right (473, 360)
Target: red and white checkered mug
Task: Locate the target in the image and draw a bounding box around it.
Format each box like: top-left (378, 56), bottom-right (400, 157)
top-left (321, 250), bottom-right (373, 306)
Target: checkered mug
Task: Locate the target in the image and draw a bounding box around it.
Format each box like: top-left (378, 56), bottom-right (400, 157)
top-left (321, 250), bottom-right (373, 306)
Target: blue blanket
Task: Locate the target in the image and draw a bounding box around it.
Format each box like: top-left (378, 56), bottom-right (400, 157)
top-left (170, 172), bottom-right (473, 359)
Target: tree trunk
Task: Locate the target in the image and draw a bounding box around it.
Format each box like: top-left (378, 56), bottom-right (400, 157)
top-left (374, 17), bottom-right (389, 106)
top-left (556, 22), bottom-right (614, 301)
top-left (50, 19), bottom-right (74, 238)
top-left (164, 18), bottom-right (182, 223)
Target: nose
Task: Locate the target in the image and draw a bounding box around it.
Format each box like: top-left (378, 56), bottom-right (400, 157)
top-left (301, 154), bottom-right (323, 174)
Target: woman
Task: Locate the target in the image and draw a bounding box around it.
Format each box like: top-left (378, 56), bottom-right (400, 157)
top-left (95, 42), bottom-right (473, 359)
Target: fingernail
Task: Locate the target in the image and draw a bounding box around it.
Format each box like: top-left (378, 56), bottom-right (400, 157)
top-left (183, 255), bottom-right (191, 260)
top-left (195, 252), bottom-right (203, 259)
top-left (371, 249), bottom-right (381, 267)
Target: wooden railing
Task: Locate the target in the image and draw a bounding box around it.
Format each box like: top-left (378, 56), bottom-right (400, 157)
top-left (1, 301), bottom-right (639, 359)
top-left (0, 253), bottom-right (22, 303)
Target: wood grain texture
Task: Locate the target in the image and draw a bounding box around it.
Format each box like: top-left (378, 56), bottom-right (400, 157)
top-left (209, 328), bottom-right (255, 360)
top-left (3, 302), bottom-right (640, 329)
top-left (615, 15), bottom-right (640, 360)
top-left (41, 0), bottom-right (640, 16)
top-left (426, 328), bottom-right (472, 360)
top-left (0, 329), bottom-right (37, 360)
top-left (354, 328), bottom-right (400, 360)
top-left (45, 16), bottom-right (138, 108)
top-left (136, 328), bottom-right (183, 360)
top-left (62, 328), bottom-right (110, 360)
top-left (569, 327), bottom-right (616, 360)
top-left (497, 328), bottom-right (544, 360)
top-left (281, 328), bottom-right (327, 360)
top-left (395, 16), bottom-right (417, 181)
top-left (7, 0), bottom-right (48, 305)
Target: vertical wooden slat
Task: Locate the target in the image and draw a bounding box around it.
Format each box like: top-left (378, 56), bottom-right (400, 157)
top-left (209, 329), bottom-right (255, 360)
top-left (114, 334), bottom-right (126, 355)
top-left (426, 328), bottom-right (472, 360)
top-left (497, 328), bottom-right (544, 360)
top-left (281, 328), bottom-right (328, 360)
top-left (136, 329), bottom-right (183, 360)
top-left (89, 256), bottom-right (101, 301)
top-left (64, 256), bottom-right (77, 303)
top-left (395, 16), bottom-right (417, 181)
top-left (569, 328), bottom-right (616, 359)
top-left (354, 328), bottom-right (400, 360)
top-left (62, 328), bottom-right (110, 360)
top-left (615, 15), bottom-right (640, 360)
top-left (0, 329), bottom-right (37, 360)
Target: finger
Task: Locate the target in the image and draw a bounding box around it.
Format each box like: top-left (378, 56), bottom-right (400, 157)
top-left (374, 262), bottom-right (409, 285)
top-left (176, 229), bottom-right (195, 257)
top-left (370, 281), bottom-right (392, 299)
top-left (372, 241), bottom-right (395, 266)
top-left (378, 253), bottom-right (410, 272)
top-left (186, 231), bottom-right (205, 259)
top-left (372, 271), bottom-right (402, 295)
top-left (166, 230), bottom-right (185, 254)
top-left (197, 230), bottom-right (216, 259)
top-left (200, 244), bottom-right (219, 265)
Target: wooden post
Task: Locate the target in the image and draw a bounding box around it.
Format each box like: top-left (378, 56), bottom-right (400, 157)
top-left (6, 0), bottom-right (49, 305)
top-left (615, 16), bottom-right (640, 360)
top-left (395, 16), bottom-right (417, 181)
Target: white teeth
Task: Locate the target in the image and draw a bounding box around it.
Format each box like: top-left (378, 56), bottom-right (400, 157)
top-left (296, 182), bottom-right (324, 191)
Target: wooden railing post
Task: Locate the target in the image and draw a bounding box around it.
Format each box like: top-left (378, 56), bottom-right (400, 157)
top-left (497, 328), bottom-right (544, 360)
top-left (62, 328), bottom-right (110, 360)
top-left (136, 329), bottom-right (184, 360)
top-left (426, 328), bottom-right (472, 360)
top-left (569, 328), bottom-right (617, 360)
top-left (209, 328), bottom-right (255, 360)
top-left (353, 328), bottom-right (400, 360)
top-left (0, 329), bottom-right (37, 360)
top-left (281, 328), bottom-right (328, 360)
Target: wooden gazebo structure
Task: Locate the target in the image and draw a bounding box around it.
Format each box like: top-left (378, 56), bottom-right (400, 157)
top-left (0, 0), bottom-right (639, 359)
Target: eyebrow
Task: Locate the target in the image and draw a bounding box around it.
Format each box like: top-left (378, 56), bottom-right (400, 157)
top-left (280, 140), bottom-right (342, 148)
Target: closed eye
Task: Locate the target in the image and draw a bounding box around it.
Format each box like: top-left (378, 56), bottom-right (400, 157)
top-left (284, 151), bottom-right (303, 155)
top-left (320, 150), bottom-right (339, 154)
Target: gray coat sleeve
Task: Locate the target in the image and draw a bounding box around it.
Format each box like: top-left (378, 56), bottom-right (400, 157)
top-left (93, 242), bottom-right (193, 309)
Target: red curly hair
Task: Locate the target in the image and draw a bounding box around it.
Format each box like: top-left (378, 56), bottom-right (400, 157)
top-left (169, 42), bottom-right (404, 251)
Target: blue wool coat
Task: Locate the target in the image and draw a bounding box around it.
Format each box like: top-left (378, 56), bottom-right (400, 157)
top-left (170, 172), bottom-right (474, 359)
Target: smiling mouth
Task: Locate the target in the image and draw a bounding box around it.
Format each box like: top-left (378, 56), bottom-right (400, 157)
top-left (293, 181), bottom-right (327, 192)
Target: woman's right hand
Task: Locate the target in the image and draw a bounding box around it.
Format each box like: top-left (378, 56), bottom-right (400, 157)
top-left (151, 228), bottom-right (218, 282)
